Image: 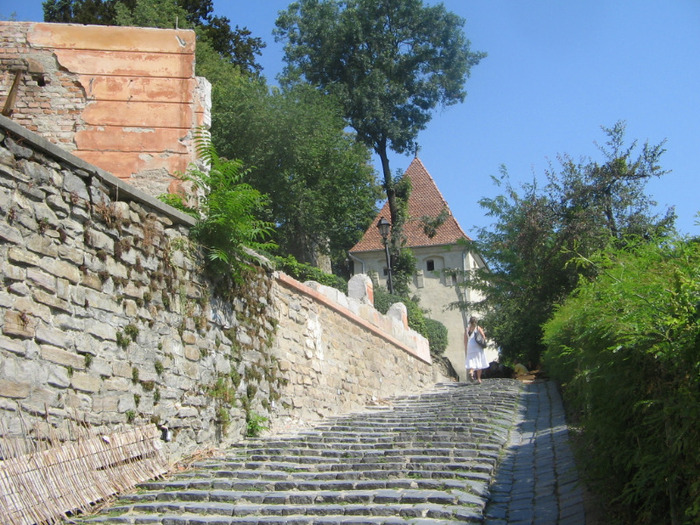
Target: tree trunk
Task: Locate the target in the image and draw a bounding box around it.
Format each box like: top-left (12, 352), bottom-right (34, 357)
top-left (377, 146), bottom-right (398, 227)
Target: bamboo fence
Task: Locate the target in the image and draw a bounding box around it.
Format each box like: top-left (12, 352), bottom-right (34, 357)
top-left (0, 412), bottom-right (169, 525)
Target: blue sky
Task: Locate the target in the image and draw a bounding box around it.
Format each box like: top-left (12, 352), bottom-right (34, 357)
top-left (4, 1), bottom-right (699, 237)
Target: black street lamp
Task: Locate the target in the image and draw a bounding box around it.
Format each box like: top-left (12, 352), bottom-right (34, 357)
top-left (377, 216), bottom-right (394, 294)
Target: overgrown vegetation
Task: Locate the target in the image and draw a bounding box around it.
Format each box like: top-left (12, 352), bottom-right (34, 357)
top-left (461, 122), bottom-right (675, 367)
top-left (162, 130), bottom-right (276, 287)
top-left (212, 79), bottom-right (381, 274)
top-left (271, 254), bottom-right (348, 293)
top-left (542, 236), bottom-right (700, 524)
top-left (245, 411), bottom-right (269, 438)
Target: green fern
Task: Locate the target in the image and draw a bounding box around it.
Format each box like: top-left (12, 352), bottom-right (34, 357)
top-left (167, 129), bottom-right (276, 282)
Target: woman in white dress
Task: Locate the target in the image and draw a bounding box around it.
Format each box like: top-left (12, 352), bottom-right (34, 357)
top-left (465, 316), bottom-right (489, 383)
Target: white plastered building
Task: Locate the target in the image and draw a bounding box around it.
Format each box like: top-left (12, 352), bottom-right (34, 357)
top-left (349, 158), bottom-right (496, 380)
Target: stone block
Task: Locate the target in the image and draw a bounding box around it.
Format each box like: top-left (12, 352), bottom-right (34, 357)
top-left (27, 267), bottom-right (57, 292)
top-left (104, 258), bottom-right (128, 279)
top-left (23, 386), bottom-right (58, 412)
top-left (80, 272), bottom-right (102, 291)
top-left (8, 281), bottom-right (30, 296)
top-left (46, 366), bottom-right (70, 388)
top-left (26, 234), bottom-right (58, 258)
top-left (47, 258), bottom-right (81, 283)
top-left (184, 345), bottom-right (201, 361)
top-left (85, 228), bottom-right (112, 251)
top-left (46, 193), bottom-right (70, 216)
top-left (93, 394), bottom-right (119, 412)
top-left (32, 201), bottom-right (59, 227)
top-left (58, 243), bottom-right (84, 265)
top-left (387, 302), bottom-right (408, 329)
top-left (53, 313), bottom-right (85, 333)
top-left (71, 371), bottom-right (101, 393)
top-left (181, 331), bottom-right (196, 345)
top-left (87, 356), bottom-right (111, 377)
top-left (2, 263), bottom-right (25, 282)
top-left (3, 309), bottom-right (35, 338)
top-left (41, 345), bottom-right (84, 369)
top-left (84, 289), bottom-right (120, 314)
top-left (103, 376), bottom-right (131, 392)
top-left (118, 393), bottom-right (136, 413)
top-left (7, 246), bottom-right (41, 267)
top-left (112, 361), bottom-right (133, 378)
top-left (34, 289), bottom-right (71, 312)
top-left (0, 379), bottom-right (30, 399)
top-left (122, 299), bottom-right (138, 317)
top-left (35, 322), bottom-right (72, 348)
top-left (13, 296), bottom-right (51, 323)
top-left (61, 171), bottom-right (90, 202)
top-left (0, 222), bottom-right (22, 244)
top-left (348, 274), bottom-right (374, 305)
top-left (0, 335), bottom-right (27, 356)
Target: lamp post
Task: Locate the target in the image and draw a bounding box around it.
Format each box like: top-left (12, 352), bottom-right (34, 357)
top-left (377, 216), bottom-right (394, 294)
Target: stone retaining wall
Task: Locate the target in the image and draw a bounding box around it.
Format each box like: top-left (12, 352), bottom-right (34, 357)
top-left (0, 115), bottom-right (441, 463)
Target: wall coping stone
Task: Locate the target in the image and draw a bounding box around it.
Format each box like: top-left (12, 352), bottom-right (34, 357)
top-left (0, 114), bottom-right (195, 228)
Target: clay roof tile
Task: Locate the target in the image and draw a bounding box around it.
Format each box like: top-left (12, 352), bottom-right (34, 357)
top-left (350, 158), bottom-right (470, 253)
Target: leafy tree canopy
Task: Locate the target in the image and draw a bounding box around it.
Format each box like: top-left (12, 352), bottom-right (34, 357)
top-left (211, 75), bottom-right (381, 274)
top-left (43, 0), bottom-right (265, 73)
top-left (274, 0), bottom-right (484, 232)
top-left (465, 122), bottom-right (676, 366)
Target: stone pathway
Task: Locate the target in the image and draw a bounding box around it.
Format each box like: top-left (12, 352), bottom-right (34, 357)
top-left (73, 379), bottom-right (586, 524)
top-left (484, 381), bottom-right (586, 525)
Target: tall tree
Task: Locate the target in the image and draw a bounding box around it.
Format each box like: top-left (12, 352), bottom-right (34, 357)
top-left (43, 0), bottom-right (265, 74)
top-left (212, 76), bottom-right (381, 272)
top-left (467, 122), bottom-right (675, 366)
top-left (43, 0), bottom-right (119, 24)
top-left (274, 0), bottom-right (484, 242)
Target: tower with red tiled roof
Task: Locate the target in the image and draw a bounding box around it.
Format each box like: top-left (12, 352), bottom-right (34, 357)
top-left (349, 157), bottom-right (492, 379)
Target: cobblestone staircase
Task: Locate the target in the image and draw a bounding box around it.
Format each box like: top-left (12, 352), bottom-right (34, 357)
top-left (78, 380), bottom-right (523, 524)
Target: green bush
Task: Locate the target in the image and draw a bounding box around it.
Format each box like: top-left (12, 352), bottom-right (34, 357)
top-left (423, 318), bottom-right (448, 357)
top-left (272, 254), bottom-right (347, 293)
top-left (245, 411), bottom-right (269, 438)
top-left (373, 288), bottom-right (425, 334)
top-left (542, 237), bottom-right (700, 524)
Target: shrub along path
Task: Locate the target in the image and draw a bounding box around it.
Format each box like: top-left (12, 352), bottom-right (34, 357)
top-left (76, 379), bottom-right (586, 524)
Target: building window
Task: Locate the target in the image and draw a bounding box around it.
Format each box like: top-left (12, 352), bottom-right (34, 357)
top-left (426, 259), bottom-right (435, 272)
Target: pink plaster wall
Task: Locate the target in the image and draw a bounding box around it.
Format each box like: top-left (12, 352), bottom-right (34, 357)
top-left (0, 22), bottom-right (209, 196)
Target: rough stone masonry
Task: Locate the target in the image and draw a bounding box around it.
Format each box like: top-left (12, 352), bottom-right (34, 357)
top-left (0, 115), bottom-right (447, 467)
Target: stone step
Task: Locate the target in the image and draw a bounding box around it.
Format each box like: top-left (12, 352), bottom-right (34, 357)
top-left (117, 488), bottom-right (476, 506)
top-left (222, 446), bottom-right (486, 457)
top-left (75, 381), bottom-right (524, 524)
top-left (219, 449), bottom-right (491, 463)
top-left (177, 459), bottom-right (496, 476)
top-left (137, 475), bottom-right (483, 493)
top-left (90, 495), bottom-right (485, 522)
top-left (82, 513), bottom-right (481, 524)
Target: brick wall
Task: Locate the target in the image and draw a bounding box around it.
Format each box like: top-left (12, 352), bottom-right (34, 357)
top-left (0, 22), bottom-right (209, 198)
